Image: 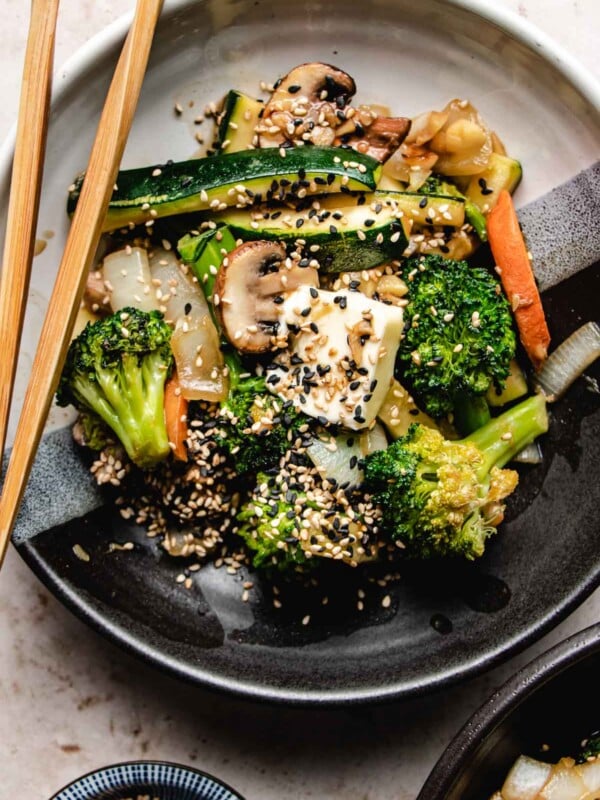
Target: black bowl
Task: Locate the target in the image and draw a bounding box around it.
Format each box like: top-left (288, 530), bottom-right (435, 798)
top-left (418, 623), bottom-right (600, 800)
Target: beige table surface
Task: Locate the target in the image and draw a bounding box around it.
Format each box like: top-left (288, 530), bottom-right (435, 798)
top-left (0, 1), bottom-right (598, 798)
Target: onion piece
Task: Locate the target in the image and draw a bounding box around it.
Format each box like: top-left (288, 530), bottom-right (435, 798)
top-left (170, 315), bottom-right (228, 402)
top-left (577, 759), bottom-right (600, 792)
top-left (540, 760), bottom-right (587, 800)
top-left (513, 441), bottom-right (543, 465)
top-left (502, 755), bottom-right (552, 800)
top-left (405, 109), bottom-right (448, 146)
top-left (534, 321), bottom-right (600, 401)
top-left (148, 247), bottom-right (208, 324)
top-left (307, 423), bottom-right (388, 487)
top-left (429, 99), bottom-right (493, 176)
top-left (149, 248), bottom-right (228, 402)
top-left (103, 246), bottom-right (158, 313)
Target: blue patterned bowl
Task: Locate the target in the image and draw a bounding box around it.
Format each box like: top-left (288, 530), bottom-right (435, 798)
top-left (49, 761), bottom-right (245, 800)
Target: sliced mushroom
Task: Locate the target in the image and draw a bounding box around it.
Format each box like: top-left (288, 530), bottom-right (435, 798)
top-left (214, 240), bottom-right (318, 353)
top-left (258, 62), bottom-right (356, 147)
top-left (336, 115), bottom-right (411, 162)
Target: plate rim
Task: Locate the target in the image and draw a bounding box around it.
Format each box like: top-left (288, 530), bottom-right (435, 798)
top-left (49, 758), bottom-right (246, 800)
top-left (6, 0), bottom-right (600, 706)
top-left (416, 622), bottom-right (600, 799)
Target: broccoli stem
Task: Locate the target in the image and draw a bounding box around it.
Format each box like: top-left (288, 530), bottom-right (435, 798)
top-left (91, 352), bottom-right (170, 467)
top-left (466, 393), bottom-right (548, 475)
top-left (223, 348), bottom-right (244, 398)
top-left (453, 395), bottom-right (491, 435)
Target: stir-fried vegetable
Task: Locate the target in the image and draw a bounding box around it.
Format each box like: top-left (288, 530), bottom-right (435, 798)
top-left (59, 60), bottom-right (580, 578)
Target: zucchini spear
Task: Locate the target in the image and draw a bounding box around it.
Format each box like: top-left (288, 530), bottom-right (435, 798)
top-left (67, 147), bottom-right (382, 233)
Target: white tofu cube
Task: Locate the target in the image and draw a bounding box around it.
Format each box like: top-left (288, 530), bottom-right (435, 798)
top-left (266, 286), bottom-right (404, 430)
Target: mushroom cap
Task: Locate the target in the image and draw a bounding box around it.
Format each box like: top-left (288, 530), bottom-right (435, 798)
top-left (214, 240), bottom-right (318, 353)
top-left (271, 62), bottom-right (356, 105)
top-left (258, 62), bottom-right (356, 147)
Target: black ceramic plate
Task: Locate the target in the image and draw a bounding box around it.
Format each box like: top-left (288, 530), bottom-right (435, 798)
top-left (417, 623), bottom-right (600, 800)
top-left (5, 0), bottom-right (600, 705)
top-left (12, 261), bottom-right (600, 704)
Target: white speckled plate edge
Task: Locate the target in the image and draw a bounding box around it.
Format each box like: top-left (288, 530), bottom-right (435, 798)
top-left (49, 761), bottom-right (244, 800)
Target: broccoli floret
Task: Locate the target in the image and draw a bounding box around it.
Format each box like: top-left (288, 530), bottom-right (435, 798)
top-left (217, 352), bottom-right (306, 475)
top-left (578, 732), bottom-right (600, 763)
top-left (364, 394), bottom-right (548, 560)
top-left (420, 175), bottom-right (488, 241)
top-left (74, 409), bottom-right (115, 451)
top-left (236, 472), bottom-right (311, 571)
top-left (396, 254), bottom-right (516, 419)
top-left (236, 467), bottom-right (383, 572)
top-left (57, 307), bottom-right (173, 469)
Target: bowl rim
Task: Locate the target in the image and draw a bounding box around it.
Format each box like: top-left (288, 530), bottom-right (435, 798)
top-left (5, 0), bottom-right (600, 706)
top-left (416, 622), bottom-right (600, 800)
top-left (48, 759), bottom-right (246, 800)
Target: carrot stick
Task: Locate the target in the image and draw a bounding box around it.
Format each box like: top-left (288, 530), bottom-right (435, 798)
top-left (487, 190), bottom-right (550, 370)
top-left (164, 373), bottom-right (188, 461)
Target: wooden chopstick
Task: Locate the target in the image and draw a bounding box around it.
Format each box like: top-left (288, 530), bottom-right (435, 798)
top-left (0, 0), bottom-right (164, 567)
top-left (0, 0), bottom-right (60, 468)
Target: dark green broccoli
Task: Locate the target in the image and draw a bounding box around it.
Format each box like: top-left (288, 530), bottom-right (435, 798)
top-left (74, 409), bottom-right (115, 451)
top-left (216, 351), bottom-right (306, 475)
top-left (364, 393), bottom-right (548, 560)
top-left (57, 307), bottom-right (173, 469)
top-left (396, 254), bottom-right (516, 420)
top-left (420, 174), bottom-right (488, 241)
top-left (235, 472), bottom-right (311, 571)
top-left (578, 732), bottom-right (600, 763)
top-left (236, 467), bottom-right (382, 572)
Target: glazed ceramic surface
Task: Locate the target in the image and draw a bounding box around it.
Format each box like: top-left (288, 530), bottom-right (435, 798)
top-left (50, 761), bottom-right (244, 800)
top-left (417, 624), bottom-right (600, 800)
top-left (2, 0), bottom-right (599, 703)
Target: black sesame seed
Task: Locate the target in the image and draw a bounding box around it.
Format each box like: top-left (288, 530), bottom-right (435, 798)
top-left (273, 295), bottom-right (284, 305)
top-left (309, 322), bottom-right (319, 334)
top-left (300, 307), bottom-right (311, 317)
top-left (288, 84), bottom-right (301, 94)
top-left (357, 194), bottom-right (366, 206)
top-left (309, 287), bottom-right (318, 298)
top-left (339, 296), bottom-right (347, 309)
top-left (364, 218), bottom-right (375, 227)
top-left (349, 380), bottom-right (360, 390)
top-left (184, 302), bottom-right (192, 315)
top-left (295, 218), bottom-right (304, 228)
top-left (419, 196), bottom-right (428, 209)
top-left (329, 224), bottom-right (338, 235)
top-left (270, 211), bottom-right (281, 220)
top-left (349, 455), bottom-right (358, 469)
top-left (326, 173), bottom-right (336, 185)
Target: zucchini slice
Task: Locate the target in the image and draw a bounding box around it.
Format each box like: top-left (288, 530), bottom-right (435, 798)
top-left (466, 153), bottom-right (522, 214)
top-left (67, 147), bottom-right (382, 233)
top-left (319, 190), bottom-right (465, 228)
top-left (216, 90), bottom-right (263, 153)
top-left (214, 202), bottom-right (410, 272)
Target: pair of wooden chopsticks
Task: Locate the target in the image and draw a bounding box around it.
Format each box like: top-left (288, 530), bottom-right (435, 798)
top-left (0, 0), bottom-right (164, 569)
